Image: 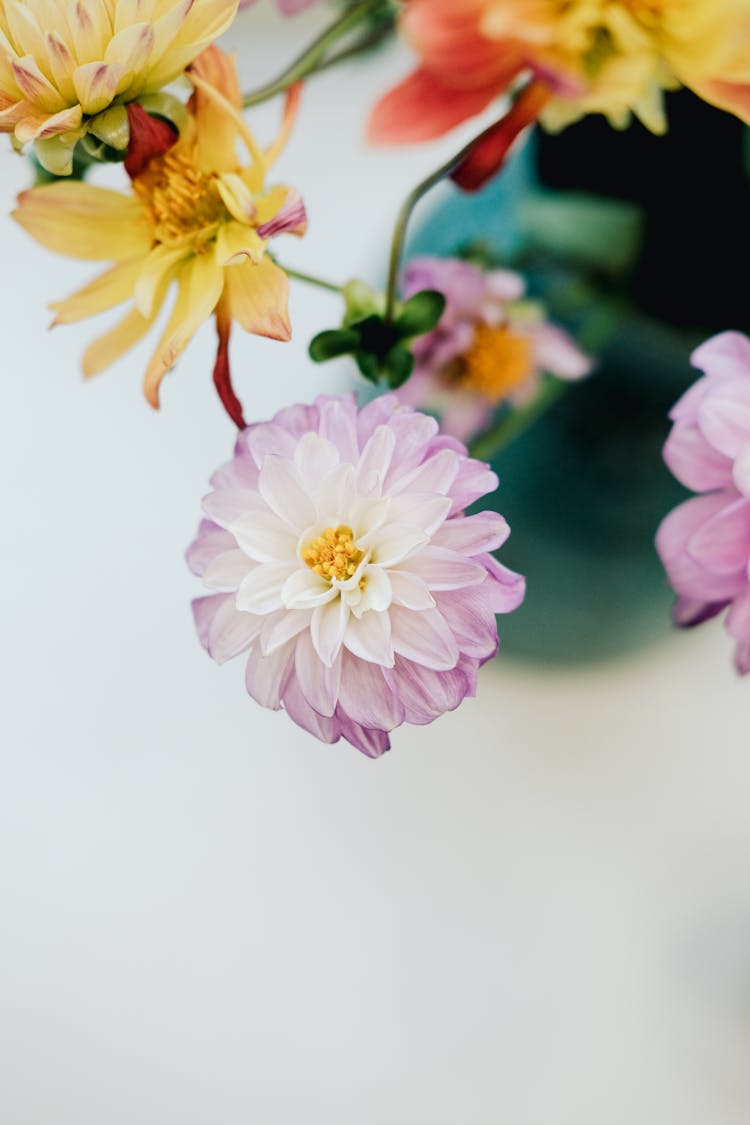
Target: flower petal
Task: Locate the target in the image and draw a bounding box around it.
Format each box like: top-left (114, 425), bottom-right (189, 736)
top-left (311, 596), bottom-right (348, 666)
top-left (258, 453), bottom-right (316, 531)
top-left (13, 182), bottom-right (150, 260)
top-left (389, 605), bottom-right (459, 670)
top-left (236, 561), bottom-right (297, 614)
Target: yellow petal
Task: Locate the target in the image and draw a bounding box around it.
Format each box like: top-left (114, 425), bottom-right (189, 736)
top-left (134, 241), bottom-right (190, 317)
top-left (215, 173), bottom-right (256, 224)
top-left (51, 257), bottom-right (144, 324)
top-left (82, 304), bottom-right (155, 378)
top-left (142, 252), bottom-right (224, 406)
top-left (188, 43), bottom-right (241, 172)
top-left (225, 254), bottom-right (290, 342)
top-left (13, 181), bottom-right (151, 260)
top-left (215, 220), bottom-right (264, 266)
top-left (72, 60), bottom-right (125, 115)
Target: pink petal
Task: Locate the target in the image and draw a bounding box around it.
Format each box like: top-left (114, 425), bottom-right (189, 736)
top-left (431, 513), bottom-right (510, 554)
top-left (397, 546), bottom-right (487, 590)
top-left (337, 652), bottom-right (405, 731)
top-left (389, 605), bottom-right (459, 670)
top-left (294, 632), bottom-right (342, 718)
top-left (386, 657), bottom-right (472, 725)
top-left (186, 520), bottom-right (236, 576)
top-left (663, 422), bottom-right (732, 492)
top-left (686, 495), bottom-right (750, 575)
top-left (244, 639), bottom-right (295, 710)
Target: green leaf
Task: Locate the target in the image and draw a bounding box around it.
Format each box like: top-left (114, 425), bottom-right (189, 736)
top-left (355, 350), bottom-right (382, 384)
top-left (396, 289), bottom-right (446, 338)
top-left (308, 328), bottom-right (360, 363)
top-left (383, 345), bottom-right (415, 389)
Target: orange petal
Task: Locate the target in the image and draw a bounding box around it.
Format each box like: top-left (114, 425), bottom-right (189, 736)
top-left (225, 255), bottom-right (290, 342)
top-left (368, 66), bottom-right (509, 144)
top-left (692, 77), bottom-right (750, 124)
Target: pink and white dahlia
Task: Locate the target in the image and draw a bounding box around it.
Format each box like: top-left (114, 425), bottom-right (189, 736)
top-left (240, 0), bottom-right (318, 14)
top-left (397, 256), bottom-right (592, 442)
top-left (187, 393), bottom-right (525, 757)
top-left (656, 331), bottom-right (750, 674)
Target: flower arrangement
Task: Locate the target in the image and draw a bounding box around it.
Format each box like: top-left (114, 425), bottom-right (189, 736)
top-left (4, 0), bottom-right (750, 757)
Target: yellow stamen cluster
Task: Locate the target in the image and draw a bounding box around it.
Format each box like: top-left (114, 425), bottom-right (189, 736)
top-left (302, 526), bottom-right (363, 582)
top-left (452, 324), bottom-right (533, 401)
top-left (133, 148), bottom-right (227, 247)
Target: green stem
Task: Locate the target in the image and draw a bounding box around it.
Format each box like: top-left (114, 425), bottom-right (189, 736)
top-left (383, 120), bottom-right (511, 323)
top-left (281, 263), bottom-right (343, 294)
top-left (468, 378), bottom-right (569, 462)
top-left (242, 0), bottom-right (385, 108)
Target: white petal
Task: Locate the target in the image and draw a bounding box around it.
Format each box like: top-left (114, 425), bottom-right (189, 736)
top-left (356, 566), bottom-right (392, 614)
top-left (344, 610), bottom-right (394, 667)
top-left (358, 524), bottom-right (429, 567)
top-left (389, 605), bottom-right (459, 670)
top-left (311, 597), bottom-right (349, 666)
top-left (388, 570), bottom-right (436, 610)
top-left (355, 424), bottom-right (396, 496)
top-left (281, 568), bottom-right (338, 610)
top-left (202, 549), bottom-right (255, 590)
top-left (259, 455), bottom-right (316, 531)
top-left (293, 432), bottom-right (340, 485)
top-left (397, 546), bottom-right (487, 590)
top-left (258, 608), bottom-right (313, 656)
top-left (386, 493), bottom-right (452, 536)
top-left (349, 495), bottom-right (391, 540)
top-left (315, 463), bottom-right (355, 523)
top-left (202, 488), bottom-right (263, 529)
top-left (231, 510), bottom-right (298, 563)
top-left (236, 562), bottom-right (296, 614)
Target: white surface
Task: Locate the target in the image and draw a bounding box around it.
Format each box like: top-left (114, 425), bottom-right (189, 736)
top-left (1, 6), bottom-right (749, 1123)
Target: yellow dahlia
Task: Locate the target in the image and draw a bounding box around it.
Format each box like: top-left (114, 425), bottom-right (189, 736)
top-left (0, 0), bottom-right (238, 173)
top-left (12, 46), bottom-right (306, 425)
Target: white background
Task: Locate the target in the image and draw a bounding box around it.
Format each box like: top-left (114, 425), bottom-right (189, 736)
top-left (1, 4), bottom-right (749, 1123)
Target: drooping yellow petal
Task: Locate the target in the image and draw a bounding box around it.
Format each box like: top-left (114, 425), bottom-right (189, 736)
top-left (225, 254), bottom-right (290, 342)
top-left (50, 258), bottom-right (145, 324)
top-left (134, 241), bottom-right (191, 318)
top-left (142, 251), bottom-right (225, 406)
top-left (82, 304), bottom-right (156, 378)
top-left (13, 182), bottom-right (152, 260)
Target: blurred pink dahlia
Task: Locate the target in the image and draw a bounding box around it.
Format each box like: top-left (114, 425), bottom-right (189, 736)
top-left (398, 256), bottom-right (591, 442)
top-left (656, 331), bottom-right (750, 674)
top-left (187, 393), bottom-right (525, 756)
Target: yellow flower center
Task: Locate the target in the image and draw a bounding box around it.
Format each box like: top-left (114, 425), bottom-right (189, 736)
top-left (451, 324), bottom-right (533, 401)
top-left (133, 148), bottom-right (227, 247)
top-left (302, 526), bottom-right (363, 582)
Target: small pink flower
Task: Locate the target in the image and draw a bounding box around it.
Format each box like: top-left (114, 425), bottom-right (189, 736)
top-left (656, 331), bottom-right (750, 674)
top-left (398, 256), bottom-right (591, 442)
top-left (187, 393), bottom-right (525, 757)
